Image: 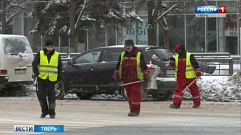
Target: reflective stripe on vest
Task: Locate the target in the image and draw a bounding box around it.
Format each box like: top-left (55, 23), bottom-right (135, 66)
top-left (119, 52), bottom-right (144, 80)
top-left (38, 50), bottom-right (59, 82)
top-left (174, 52), bottom-right (196, 79)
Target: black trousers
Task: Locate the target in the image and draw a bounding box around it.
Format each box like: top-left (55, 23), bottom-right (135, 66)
top-left (36, 78), bottom-right (56, 115)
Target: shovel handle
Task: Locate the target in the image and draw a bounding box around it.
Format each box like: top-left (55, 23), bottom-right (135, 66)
top-left (119, 80), bottom-right (144, 87)
top-left (182, 78), bottom-right (197, 93)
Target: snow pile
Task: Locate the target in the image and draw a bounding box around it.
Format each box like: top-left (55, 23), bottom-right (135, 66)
top-left (184, 71), bottom-right (241, 102)
top-left (92, 94), bottom-right (123, 100)
top-left (63, 93), bottom-right (78, 99)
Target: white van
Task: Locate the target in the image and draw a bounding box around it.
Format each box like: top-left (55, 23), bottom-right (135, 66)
top-left (0, 34), bottom-right (34, 89)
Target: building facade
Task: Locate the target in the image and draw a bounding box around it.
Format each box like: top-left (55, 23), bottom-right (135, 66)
top-left (2, 0), bottom-right (240, 55)
top-left (87, 0), bottom-right (240, 55)
top-left (162, 0), bottom-right (240, 54)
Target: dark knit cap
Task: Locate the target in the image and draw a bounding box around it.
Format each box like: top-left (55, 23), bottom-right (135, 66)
top-left (45, 39), bottom-right (54, 46)
top-left (125, 40), bottom-right (134, 46)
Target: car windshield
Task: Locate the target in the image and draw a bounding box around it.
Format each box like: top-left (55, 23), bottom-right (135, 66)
top-left (74, 50), bottom-right (101, 64)
top-left (102, 50), bottom-right (122, 62)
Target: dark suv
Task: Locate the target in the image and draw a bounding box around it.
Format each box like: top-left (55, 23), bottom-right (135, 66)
top-left (56, 45), bottom-right (176, 100)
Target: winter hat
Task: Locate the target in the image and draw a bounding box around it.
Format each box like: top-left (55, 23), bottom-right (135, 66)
top-left (45, 39), bottom-right (54, 46)
top-left (175, 43), bottom-right (185, 52)
top-left (125, 40), bottom-right (134, 46)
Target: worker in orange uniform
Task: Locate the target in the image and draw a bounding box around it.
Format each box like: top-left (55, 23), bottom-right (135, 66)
top-left (169, 44), bottom-right (201, 109)
top-left (114, 40), bottom-right (149, 116)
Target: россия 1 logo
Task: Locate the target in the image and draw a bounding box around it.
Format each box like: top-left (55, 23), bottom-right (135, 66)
top-left (195, 6), bottom-right (227, 18)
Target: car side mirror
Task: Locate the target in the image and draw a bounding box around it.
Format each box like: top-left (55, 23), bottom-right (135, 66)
top-left (69, 60), bottom-right (80, 68)
top-left (68, 59), bottom-right (73, 65)
top-left (69, 60), bottom-right (75, 67)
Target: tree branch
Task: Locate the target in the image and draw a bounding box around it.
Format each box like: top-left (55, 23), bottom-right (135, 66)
top-left (152, 0), bottom-right (162, 19)
top-left (75, 0), bottom-right (87, 28)
top-left (154, 0), bottom-right (183, 22)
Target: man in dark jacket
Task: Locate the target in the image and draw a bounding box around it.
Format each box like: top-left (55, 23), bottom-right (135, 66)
top-left (169, 44), bottom-right (201, 109)
top-left (114, 40), bottom-right (149, 116)
top-left (32, 40), bottom-right (62, 118)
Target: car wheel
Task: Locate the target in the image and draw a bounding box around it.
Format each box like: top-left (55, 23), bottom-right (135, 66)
top-left (75, 92), bottom-right (94, 100)
top-left (55, 80), bottom-right (65, 100)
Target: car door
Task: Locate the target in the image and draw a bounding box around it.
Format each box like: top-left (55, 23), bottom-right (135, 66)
top-left (95, 48), bottom-right (123, 86)
top-left (67, 49), bottom-right (102, 87)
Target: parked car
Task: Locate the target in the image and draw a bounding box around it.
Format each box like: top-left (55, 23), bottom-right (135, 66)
top-left (0, 34), bottom-right (34, 94)
top-left (56, 45), bottom-right (176, 100)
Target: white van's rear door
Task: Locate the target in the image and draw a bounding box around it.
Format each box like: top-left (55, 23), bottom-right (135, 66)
top-left (2, 35), bottom-right (33, 83)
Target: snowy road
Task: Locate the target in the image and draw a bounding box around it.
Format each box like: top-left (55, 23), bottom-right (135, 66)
top-left (0, 97), bottom-right (240, 135)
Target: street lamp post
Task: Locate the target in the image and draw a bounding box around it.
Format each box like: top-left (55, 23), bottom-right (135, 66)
top-left (70, 0), bottom-right (77, 53)
top-left (0, 0), bottom-right (6, 34)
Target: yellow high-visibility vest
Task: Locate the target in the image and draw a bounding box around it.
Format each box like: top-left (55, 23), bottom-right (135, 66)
top-left (119, 52), bottom-right (143, 80)
top-left (174, 52), bottom-right (196, 79)
top-left (38, 50), bottom-right (59, 81)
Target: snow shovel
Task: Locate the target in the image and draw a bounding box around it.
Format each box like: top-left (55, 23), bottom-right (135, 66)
top-left (199, 64), bottom-right (217, 74)
top-left (182, 64), bottom-right (216, 93)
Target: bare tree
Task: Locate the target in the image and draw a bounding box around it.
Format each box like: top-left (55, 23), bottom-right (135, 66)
top-left (29, 0), bottom-right (143, 52)
top-left (0, 0), bottom-right (27, 33)
top-left (147, 0), bottom-right (185, 50)
top-left (147, 0), bottom-right (215, 50)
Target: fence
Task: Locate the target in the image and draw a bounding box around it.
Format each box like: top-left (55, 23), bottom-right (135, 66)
top-left (194, 53), bottom-right (233, 76)
top-left (33, 53), bottom-right (81, 62)
top-left (33, 52), bottom-right (234, 76)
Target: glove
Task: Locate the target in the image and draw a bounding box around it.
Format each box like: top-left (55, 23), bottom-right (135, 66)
top-left (113, 70), bottom-right (119, 78)
top-left (195, 69), bottom-right (202, 76)
top-left (144, 71), bottom-right (150, 81)
top-left (169, 57), bottom-right (175, 67)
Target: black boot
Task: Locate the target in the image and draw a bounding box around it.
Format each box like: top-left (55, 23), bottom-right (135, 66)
top-left (39, 101), bottom-right (48, 118)
top-left (49, 114), bottom-right (55, 118)
top-left (128, 112), bottom-right (139, 116)
top-left (49, 102), bottom-right (56, 118)
top-left (40, 113), bottom-right (48, 118)
top-left (49, 109), bottom-right (56, 118)
top-left (169, 104), bottom-right (180, 109)
top-left (192, 104), bottom-right (200, 108)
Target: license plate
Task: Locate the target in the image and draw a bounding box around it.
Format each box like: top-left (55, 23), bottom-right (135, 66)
top-left (15, 69), bottom-right (26, 74)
